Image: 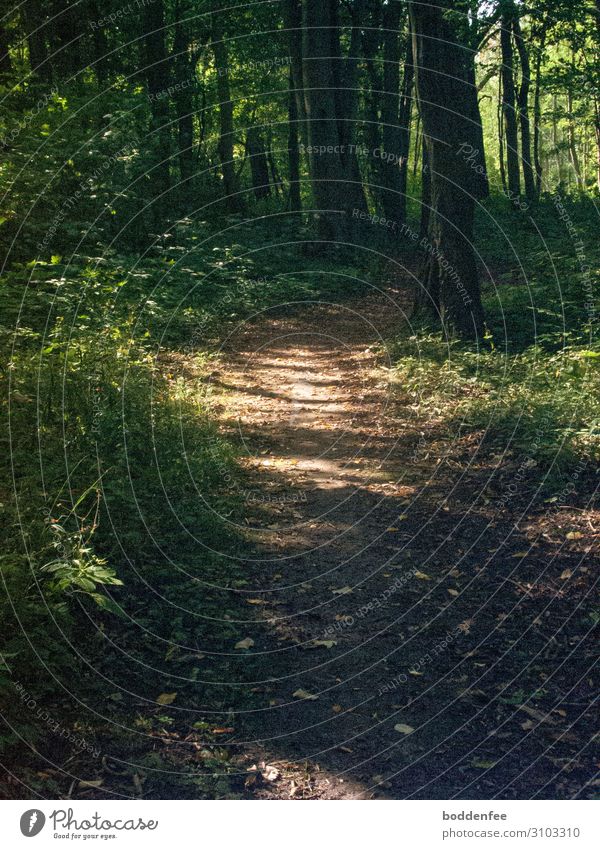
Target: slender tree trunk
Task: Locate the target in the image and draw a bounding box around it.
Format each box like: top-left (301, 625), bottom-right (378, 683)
top-left (173, 7), bottom-right (195, 209)
top-left (0, 21), bottom-right (13, 74)
top-left (594, 98), bottom-right (600, 192)
top-left (567, 86), bottom-right (584, 189)
top-left (212, 14), bottom-right (242, 212)
top-left (532, 26), bottom-right (546, 198)
top-left (409, 0), bottom-right (486, 339)
top-left (397, 32), bottom-right (414, 219)
top-left (246, 126), bottom-right (271, 199)
top-left (513, 14), bottom-right (535, 202)
top-left (498, 72), bottom-right (507, 193)
top-left (287, 69), bottom-right (302, 210)
top-left (500, 6), bottom-right (520, 201)
top-left (283, 0), bottom-right (307, 146)
top-left (143, 0), bottom-right (172, 218)
top-left (419, 138), bottom-right (430, 240)
top-left (329, 0), bottom-right (368, 215)
top-left (361, 1), bottom-right (383, 205)
top-left (379, 2), bottom-right (405, 223)
top-left (23, 0), bottom-right (51, 82)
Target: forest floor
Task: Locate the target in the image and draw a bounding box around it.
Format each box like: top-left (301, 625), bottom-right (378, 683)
top-left (195, 282), bottom-right (598, 800)
top-left (2, 248), bottom-right (597, 802)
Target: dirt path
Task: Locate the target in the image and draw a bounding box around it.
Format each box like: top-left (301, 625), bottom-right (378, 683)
top-left (204, 287), bottom-right (597, 800)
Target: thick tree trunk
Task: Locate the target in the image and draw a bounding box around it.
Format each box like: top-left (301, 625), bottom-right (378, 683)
top-left (246, 126), bottom-right (271, 199)
top-left (500, 6), bottom-right (521, 202)
top-left (287, 70), bottom-right (302, 210)
top-left (409, 0), bottom-right (486, 339)
top-left (301, 0), bottom-right (351, 241)
top-left (143, 0), bottom-right (172, 215)
top-left (212, 14), bottom-right (242, 212)
top-left (513, 14), bottom-right (535, 202)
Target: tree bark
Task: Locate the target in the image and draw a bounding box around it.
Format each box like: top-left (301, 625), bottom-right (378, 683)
top-left (379, 2), bottom-right (406, 224)
top-left (532, 24), bottom-right (546, 198)
top-left (0, 21), bottom-right (12, 75)
top-left (409, 0), bottom-right (486, 339)
top-left (282, 0), bottom-right (308, 147)
top-left (287, 69), bottom-right (302, 210)
top-left (500, 4), bottom-right (520, 202)
top-left (301, 0), bottom-right (351, 241)
top-left (143, 0), bottom-right (172, 215)
top-left (246, 126), bottom-right (271, 199)
top-left (173, 6), bottom-right (195, 209)
top-left (512, 13), bottom-right (535, 202)
top-left (212, 14), bottom-right (242, 212)
top-left (23, 0), bottom-right (51, 82)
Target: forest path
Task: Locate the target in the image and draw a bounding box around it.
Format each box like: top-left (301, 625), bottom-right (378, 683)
top-left (203, 287), bottom-right (594, 800)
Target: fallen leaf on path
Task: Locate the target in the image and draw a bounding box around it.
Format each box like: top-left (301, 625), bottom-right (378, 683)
top-left (394, 723), bottom-right (414, 735)
top-left (414, 571), bottom-right (432, 581)
top-left (566, 531), bottom-right (583, 540)
top-left (447, 588), bottom-right (459, 597)
top-left (472, 759), bottom-right (498, 769)
top-left (332, 704), bottom-right (343, 713)
top-left (246, 598), bottom-right (266, 605)
top-left (156, 692), bottom-right (177, 705)
top-left (331, 586), bottom-right (353, 595)
top-left (560, 568), bottom-right (573, 580)
top-left (310, 639), bottom-right (337, 649)
top-left (235, 637), bottom-right (254, 650)
top-left (264, 765), bottom-right (280, 782)
top-left (293, 688), bottom-right (318, 700)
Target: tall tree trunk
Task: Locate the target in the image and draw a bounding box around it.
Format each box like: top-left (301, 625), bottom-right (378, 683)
top-left (552, 94), bottom-right (563, 186)
top-left (246, 126), bottom-right (271, 199)
top-left (173, 7), bottom-right (195, 209)
top-left (567, 85), bottom-right (584, 189)
top-left (379, 2), bottom-right (405, 223)
top-left (143, 0), bottom-right (172, 217)
top-left (500, 5), bottom-right (520, 202)
top-left (409, 0), bottom-right (486, 339)
top-left (397, 31), bottom-right (414, 221)
top-left (212, 14), bottom-right (242, 212)
top-left (282, 0), bottom-right (308, 147)
top-left (23, 0), bottom-right (51, 82)
top-left (594, 98), bottom-right (600, 192)
top-left (89, 0), bottom-right (109, 85)
top-left (287, 70), bottom-right (302, 210)
top-left (0, 21), bottom-right (12, 74)
top-left (419, 138), bottom-right (430, 240)
top-left (498, 72), bottom-right (507, 193)
top-left (512, 13), bottom-right (535, 202)
top-left (301, 0), bottom-right (351, 241)
top-left (329, 0), bottom-right (368, 215)
top-left (361, 0), bottom-right (383, 206)
top-left (532, 25), bottom-right (546, 198)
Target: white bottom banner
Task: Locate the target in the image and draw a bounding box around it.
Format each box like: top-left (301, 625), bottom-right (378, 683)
top-left (0, 800), bottom-right (597, 849)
